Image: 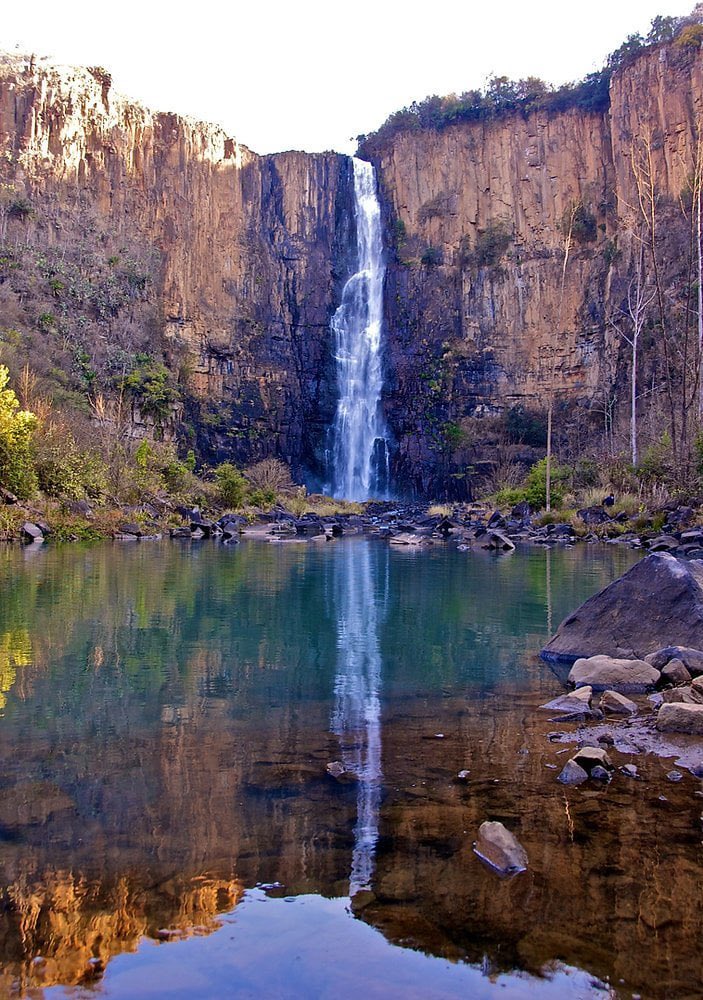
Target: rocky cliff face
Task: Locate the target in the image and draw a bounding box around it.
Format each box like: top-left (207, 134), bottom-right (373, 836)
top-left (364, 42), bottom-right (703, 494)
top-left (1, 43), bottom-right (703, 494)
top-left (0, 55), bottom-right (354, 483)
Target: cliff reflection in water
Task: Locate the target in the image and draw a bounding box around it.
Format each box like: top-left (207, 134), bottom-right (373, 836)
top-left (1, 539), bottom-right (699, 997)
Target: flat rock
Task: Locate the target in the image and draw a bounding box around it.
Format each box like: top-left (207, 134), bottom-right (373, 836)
top-left (541, 554), bottom-right (703, 662)
top-left (600, 689), bottom-right (638, 715)
top-left (657, 703), bottom-right (703, 734)
top-left (569, 655), bottom-right (660, 692)
top-left (473, 821), bottom-right (528, 876)
top-left (538, 687), bottom-right (596, 719)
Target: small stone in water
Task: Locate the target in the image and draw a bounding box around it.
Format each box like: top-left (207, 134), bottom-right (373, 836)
top-left (667, 770), bottom-right (683, 782)
top-left (620, 764), bottom-right (639, 780)
top-left (455, 769), bottom-right (470, 781)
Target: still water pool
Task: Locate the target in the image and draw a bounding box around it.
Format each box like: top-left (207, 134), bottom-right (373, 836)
top-left (0, 538), bottom-right (700, 999)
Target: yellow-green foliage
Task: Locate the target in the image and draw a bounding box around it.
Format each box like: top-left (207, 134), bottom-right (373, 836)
top-left (0, 365), bottom-right (37, 498)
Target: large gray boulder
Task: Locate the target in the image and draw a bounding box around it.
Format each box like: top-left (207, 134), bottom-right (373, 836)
top-left (657, 702), bottom-right (703, 734)
top-left (569, 655), bottom-right (660, 692)
top-left (541, 554), bottom-right (703, 662)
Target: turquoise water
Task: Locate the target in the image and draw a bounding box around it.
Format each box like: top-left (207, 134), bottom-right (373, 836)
top-left (1, 538), bottom-right (699, 998)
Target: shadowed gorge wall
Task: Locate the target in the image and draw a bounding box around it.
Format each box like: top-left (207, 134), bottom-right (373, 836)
top-left (0, 55), bottom-right (354, 482)
top-left (1, 42), bottom-right (703, 493)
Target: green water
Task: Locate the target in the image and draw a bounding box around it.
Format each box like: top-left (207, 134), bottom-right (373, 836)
top-left (0, 538), bottom-right (700, 999)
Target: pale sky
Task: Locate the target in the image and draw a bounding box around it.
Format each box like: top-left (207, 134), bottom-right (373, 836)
top-left (1, 1), bottom-right (695, 154)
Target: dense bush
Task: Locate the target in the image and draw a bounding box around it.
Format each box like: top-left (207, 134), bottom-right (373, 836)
top-left (503, 405), bottom-right (547, 447)
top-left (0, 365), bottom-right (37, 498)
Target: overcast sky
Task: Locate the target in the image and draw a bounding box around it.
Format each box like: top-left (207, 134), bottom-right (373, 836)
top-left (1, 1), bottom-right (695, 154)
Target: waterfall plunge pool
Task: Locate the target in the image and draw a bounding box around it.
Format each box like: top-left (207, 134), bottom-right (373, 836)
top-left (0, 538), bottom-right (699, 999)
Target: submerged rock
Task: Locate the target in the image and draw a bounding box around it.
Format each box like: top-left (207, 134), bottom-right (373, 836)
top-left (541, 554), bottom-right (703, 662)
top-left (569, 655), bottom-right (660, 692)
top-left (539, 686), bottom-right (598, 720)
top-left (473, 821), bottom-right (528, 876)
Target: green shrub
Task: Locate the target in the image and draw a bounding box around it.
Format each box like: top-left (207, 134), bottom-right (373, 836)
top-left (503, 405), bottom-right (547, 447)
top-left (421, 245), bottom-right (443, 268)
top-left (122, 357), bottom-right (180, 424)
top-left (0, 365), bottom-right (37, 499)
top-left (215, 462), bottom-right (247, 508)
top-left (471, 221), bottom-right (512, 267)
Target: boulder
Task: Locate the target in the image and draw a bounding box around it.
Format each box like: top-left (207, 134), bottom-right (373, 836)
top-left (21, 521), bottom-right (43, 543)
top-left (661, 658), bottom-right (692, 686)
top-left (569, 655), bottom-right (660, 692)
top-left (572, 745), bottom-right (614, 773)
top-left (656, 702), bottom-right (703, 734)
top-left (473, 821), bottom-right (527, 876)
top-left (539, 687), bottom-right (598, 720)
top-left (482, 530), bottom-right (515, 552)
top-left (557, 760), bottom-right (589, 785)
top-left (541, 554), bottom-right (703, 662)
top-left (577, 505), bottom-right (610, 526)
top-left (646, 646), bottom-right (703, 677)
top-left (600, 689), bottom-right (638, 715)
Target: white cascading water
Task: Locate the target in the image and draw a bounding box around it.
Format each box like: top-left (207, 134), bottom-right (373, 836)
top-left (330, 158), bottom-right (390, 500)
top-left (331, 542), bottom-right (386, 896)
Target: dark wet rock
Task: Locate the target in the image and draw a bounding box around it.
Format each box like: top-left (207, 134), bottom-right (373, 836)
top-left (646, 646), bottom-right (703, 676)
top-left (0, 486), bottom-right (18, 504)
top-left (620, 763), bottom-right (640, 779)
top-left (170, 526), bottom-right (192, 539)
top-left (647, 534), bottom-right (680, 552)
top-left (657, 702), bottom-right (703, 734)
top-left (487, 511), bottom-right (506, 530)
top-left (597, 732), bottom-right (616, 745)
top-left (572, 746), bottom-right (614, 773)
top-left (325, 760), bottom-right (356, 781)
top-left (661, 658), bottom-right (692, 686)
top-left (454, 769), bottom-right (471, 783)
top-left (577, 505), bottom-right (611, 526)
top-left (557, 759), bottom-right (589, 785)
top-left (569, 655), bottom-right (660, 692)
top-left (600, 690), bottom-right (638, 715)
top-left (118, 522), bottom-right (143, 537)
top-left (661, 686), bottom-right (701, 704)
top-left (473, 821), bottom-right (527, 876)
top-left (511, 501), bottom-right (532, 520)
top-left (21, 521), bottom-right (43, 542)
top-left (690, 761), bottom-right (703, 777)
top-left (590, 765), bottom-right (611, 782)
top-left (539, 687), bottom-right (599, 721)
top-left (67, 499), bottom-right (94, 518)
top-left (666, 770), bottom-right (684, 782)
top-left (541, 554), bottom-right (703, 662)
top-left (483, 530), bottom-right (515, 552)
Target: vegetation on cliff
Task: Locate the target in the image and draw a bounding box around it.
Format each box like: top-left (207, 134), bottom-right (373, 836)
top-left (358, 11), bottom-right (703, 154)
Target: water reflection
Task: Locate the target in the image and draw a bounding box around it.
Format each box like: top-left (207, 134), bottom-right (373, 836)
top-left (3, 540), bottom-right (694, 998)
top-left (331, 543), bottom-right (387, 895)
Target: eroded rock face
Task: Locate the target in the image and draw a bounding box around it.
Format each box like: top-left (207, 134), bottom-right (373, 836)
top-left (2, 43), bottom-right (703, 492)
top-left (0, 57), bottom-right (354, 482)
top-left (542, 554), bottom-right (703, 663)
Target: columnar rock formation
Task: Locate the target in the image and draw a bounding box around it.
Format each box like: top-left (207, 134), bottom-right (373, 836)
top-left (1, 41), bottom-right (703, 493)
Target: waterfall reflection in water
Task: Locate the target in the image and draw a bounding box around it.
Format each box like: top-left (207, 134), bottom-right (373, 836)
top-left (331, 541), bottom-right (387, 895)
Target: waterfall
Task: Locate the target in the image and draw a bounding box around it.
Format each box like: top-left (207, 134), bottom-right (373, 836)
top-left (331, 542), bottom-right (386, 896)
top-left (329, 158), bottom-right (390, 501)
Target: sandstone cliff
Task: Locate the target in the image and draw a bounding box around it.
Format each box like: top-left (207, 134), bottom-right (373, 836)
top-left (0, 54), bottom-right (353, 483)
top-left (364, 41), bottom-right (703, 493)
top-left (1, 41), bottom-right (703, 495)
